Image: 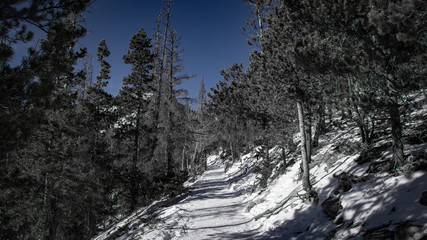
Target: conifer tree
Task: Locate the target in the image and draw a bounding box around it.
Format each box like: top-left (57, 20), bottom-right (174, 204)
top-left (1, 1), bottom-right (93, 238)
top-left (283, 0), bottom-right (427, 170)
top-left (242, 0), bottom-right (278, 48)
top-left (245, 3), bottom-right (321, 199)
top-left (81, 39), bottom-right (115, 232)
top-left (208, 63), bottom-right (252, 163)
top-left (151, 1), bottom-right (193, 180)
top-left (117, 27), bottom-right (154, 210)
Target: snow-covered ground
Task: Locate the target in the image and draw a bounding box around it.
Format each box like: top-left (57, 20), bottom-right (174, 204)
top-left (94, 155), bottom-right (265, 239)
top-left (94, 92), bottom-right (427, 239)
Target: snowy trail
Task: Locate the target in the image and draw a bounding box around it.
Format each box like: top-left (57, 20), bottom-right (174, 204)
top-left (141, 159), bottom-right (262, 239)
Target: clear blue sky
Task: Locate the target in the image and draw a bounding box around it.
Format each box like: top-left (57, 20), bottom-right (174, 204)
top-left (79, 0), bottom-right (254, 100)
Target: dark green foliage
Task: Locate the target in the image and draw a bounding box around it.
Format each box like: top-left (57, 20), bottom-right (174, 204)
top-left (279, 0), bottom-right (427, 169)
top-left (253, 146), bottom-right (273, 189)
top-left (0, 1), bottom-right (95, 238)
top-left (207, 0), bottom-right (426, 197)
top-left (1, 1), bottom-right (208, 239)
top-left (208, 63), bottom-right (254, 161)
top-left (115, 27), bottom-right (154, 211)
top-left (96, 39), bottom-right (111, 87)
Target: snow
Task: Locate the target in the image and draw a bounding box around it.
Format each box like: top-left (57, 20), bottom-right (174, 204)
top-left (94, 92), bottom-right (427, 240)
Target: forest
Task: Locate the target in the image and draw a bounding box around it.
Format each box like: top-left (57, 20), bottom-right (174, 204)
top-left (1, 0), bottom-right (426, 239)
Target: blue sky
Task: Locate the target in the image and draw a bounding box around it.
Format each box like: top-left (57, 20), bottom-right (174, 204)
top-left (80, 0), bottom-right (254, 99)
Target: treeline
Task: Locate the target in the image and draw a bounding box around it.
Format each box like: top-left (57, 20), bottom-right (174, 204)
top-left (0, 1), bottom-right (212, 239)
top-left (207, 0), bottom-right (426, 200)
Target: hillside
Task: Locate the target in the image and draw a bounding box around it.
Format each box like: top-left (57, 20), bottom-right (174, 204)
top-left (94, 92), bottom-right (427, 240)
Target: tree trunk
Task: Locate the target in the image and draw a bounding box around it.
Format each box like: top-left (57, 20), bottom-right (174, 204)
top-left (312, 103), bottom-right (325, 148)
top-left (327, 105), bottom-right (333, 125)
top-left (130, 106), bottom-right (141, 210)
top-left (389, 102), bottom-right (404, 170)
top-left (191, 142), bottom-right (198, 174)
top-left (181, 146), bottom-right (187, 172)
top-left (297, 101), bottom-right (312, 192)
top-left (47, 195), bottom-right (58, 240)
top-left (305, 106), bottom-right (312, 162)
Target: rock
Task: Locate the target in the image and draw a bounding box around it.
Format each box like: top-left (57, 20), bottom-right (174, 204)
top-left (419, 191), bottom-right (427, 206)
top-left (364, 222), bottom-right (427, 240)
top-left (324, 230), bottom-right (337, 240)
top-left (334, 172), bottom-right (353, 194)
top-left (333, 172), bottom-right (369, 194)
top-left (334, 216), bottom-right (344, 225)
top-left (367, 160), bottom-right (393, 174)
top-left (307, 190), bottom-right (319, 204)
top-left (363, 229), bottom-right (393, 240)
top-left (394, 222), bottom-right (427, 240)
top-left (363, 224), bottom-right (393, 240)
top-left (321, 196), bottom-right (343, 220)
top-left (356, 143), bottom-right (392, 165)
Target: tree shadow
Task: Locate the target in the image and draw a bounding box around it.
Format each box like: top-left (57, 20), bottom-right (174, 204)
top-left (257, 168), bottom-right (427, 239)
top-left (205, 223), bottom-right (263, 240)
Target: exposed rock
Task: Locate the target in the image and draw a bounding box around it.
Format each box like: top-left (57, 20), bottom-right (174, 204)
top-left (363, 222), bottom-right (427, 240)
top-left (363, 229), bottom-right (393, 240)
top-left (367, 160), bottom-right (393, 174)
top-left (334, 172), bottom-right (353, 194)
top-left (363, 224), bottom-right (392, 240)
top-left (334, 216), bottom-right (344, 225)
top-left (324, 230), bottom-right (337, 240)
top-left (356, 143), bottom-right (392, 165)
top-left (321, 196), bottom-right (342, 220)
top-left (394, 222), bottom-right (427, 240)
top-left (307, 190), bottom-right (319, 204)
top-left (333, 172), bottom-right (369, 194)
top-left (419, 191), bottom-right (427, 206)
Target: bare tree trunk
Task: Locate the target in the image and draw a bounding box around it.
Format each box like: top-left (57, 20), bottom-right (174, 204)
top-left (305, 106), bottom-right (312, 162)
top-left (181, 146), bottom-right (187, 172)
top-left (312, 103), bottom-right (325, 148)
top-left (389, 102), bottom-right (404, 170)
top-left (297, 101), bottom-right (312, 192)
top-left (130, 105), bottom-right (141, 210)
top-left (191, 142), bottom-right (198, 173)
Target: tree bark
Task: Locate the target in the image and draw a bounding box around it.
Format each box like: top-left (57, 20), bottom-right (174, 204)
top-left (305, 106), bottom-right (312, 162)
top-left (128, 103), bottom-right (143, 211)
top-left (312, 103), bottom-right (325, 148)
top-left (297, 101), bottom-right (312, 192)
top-left (389, 102), bottom-right (404, 170)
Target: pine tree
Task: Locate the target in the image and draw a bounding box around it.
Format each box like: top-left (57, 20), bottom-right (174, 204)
top-left (1, 1), bottom-right (93, 237)
top-left (197, 76), bottom-right (207, 114)
top-left (151, 1), bottom-right (193, 180)
top-left (245, 3), bottom-right (322, 199)
top-left (117, 27), bottom-right (154, 211)
top-left (284, 0), bottom-right (427, 170)
top-left (208, 63), bottom-right (253, 163)
top-left (81, 38), bottom-right (115, 233)
top-left (96, 39), bottom-right (111, 87)
top-left (242, 0), bottom-right (278, 48)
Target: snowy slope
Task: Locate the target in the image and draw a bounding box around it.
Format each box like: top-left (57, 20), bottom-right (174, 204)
top-left (94, 92), bottom-right (427, 240)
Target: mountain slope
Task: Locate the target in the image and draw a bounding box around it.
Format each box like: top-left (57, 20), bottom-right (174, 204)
top-left (94, 92), bottom-right (427, 240)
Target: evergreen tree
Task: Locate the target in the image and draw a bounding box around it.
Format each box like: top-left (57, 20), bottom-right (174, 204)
top-left (116, 27), bottom-right (154, 211)
top-left (282, 0), bottom-right (427, 170)
top-left (243, 3), bottom-right (322, 200)
top-left (1, 1), bottom-right (93, 237)
top-left (80, 39), bottom-right (116, 233)
top-left (197, 76), bottom-right (207, 114)
top-left (242, 0), bottom-right (278, 47)
top-left (208, 63), bottom-right (253, 163)
top-left (151, 2), bottom-right (193, 180)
